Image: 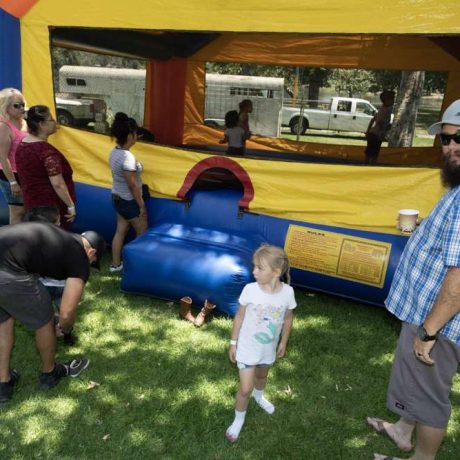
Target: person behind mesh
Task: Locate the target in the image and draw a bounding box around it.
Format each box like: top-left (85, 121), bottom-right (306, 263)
top-left (219, 110), bottom-right (246, 156)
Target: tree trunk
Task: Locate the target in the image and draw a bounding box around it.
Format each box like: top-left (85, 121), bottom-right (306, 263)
top-left (388, 71), bottom-right (425, 147)
top-left (308, 82), bottom-right (320, 107)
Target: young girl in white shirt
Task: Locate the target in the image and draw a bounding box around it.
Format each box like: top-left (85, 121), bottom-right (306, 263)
top-left (226, 244), bottom-right (297, 442)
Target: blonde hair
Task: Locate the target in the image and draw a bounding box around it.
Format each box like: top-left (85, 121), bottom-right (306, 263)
top-left (253, 244), bottom-right (291, 284)
top-left (0, 88), bottom-right (25, 120)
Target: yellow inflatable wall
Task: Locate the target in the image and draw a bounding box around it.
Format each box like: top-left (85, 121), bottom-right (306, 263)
top-left (17, 0), bottom-right (460, 233)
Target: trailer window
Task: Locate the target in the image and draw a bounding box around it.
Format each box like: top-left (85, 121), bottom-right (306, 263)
top-left (66, 78), bottom-right (87, 87)
top-left (230, 87), bottom-right (265, 97)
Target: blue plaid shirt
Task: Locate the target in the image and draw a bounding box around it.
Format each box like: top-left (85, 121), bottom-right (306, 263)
top-left (385, 185), bottom-right (460, 344)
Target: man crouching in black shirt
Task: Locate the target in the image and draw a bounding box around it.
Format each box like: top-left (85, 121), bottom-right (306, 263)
top-left (0, 222), bottom-right (105, 402)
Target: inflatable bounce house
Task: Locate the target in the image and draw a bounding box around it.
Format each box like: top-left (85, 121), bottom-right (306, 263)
top-left (1, 0), bottom-right (459, 315)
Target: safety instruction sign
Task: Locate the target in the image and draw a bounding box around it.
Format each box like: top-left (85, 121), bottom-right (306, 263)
top-left (285, 225), bottom-right (391, 288)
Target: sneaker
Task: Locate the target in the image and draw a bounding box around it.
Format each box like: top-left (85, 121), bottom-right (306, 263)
top-left (39, 358), bottom-right (89, 390)
top-left (0, 369), bottom-right (20, 403)
top-left (65, 358), bottom-right (90, 378)
top-left (109, 263), bottom-right (123, 273)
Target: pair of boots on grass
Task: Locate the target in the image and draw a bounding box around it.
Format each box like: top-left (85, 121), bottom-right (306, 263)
top-left (179, 296), bottom-right (215, 327)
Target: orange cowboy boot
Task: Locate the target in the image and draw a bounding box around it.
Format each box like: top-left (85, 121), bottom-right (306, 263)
top-left (179, 296), bottom-right (195, 323)
top-left (194, 299), bottom-right (216, 327)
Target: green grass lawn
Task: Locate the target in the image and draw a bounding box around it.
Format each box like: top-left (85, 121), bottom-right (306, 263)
top-left (1, 257), bottom-right (459, 459)
top-left (281, 130), bottom-right (435, 148)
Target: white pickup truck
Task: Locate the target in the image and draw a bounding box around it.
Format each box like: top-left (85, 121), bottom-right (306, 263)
top-left (55, 95), bottom-right (106, 128)
top-left (281, 97), bottom-right (378, 135)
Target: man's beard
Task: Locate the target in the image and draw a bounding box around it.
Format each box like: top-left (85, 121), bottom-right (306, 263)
top-left (441, 154), bottom-right (460, 188)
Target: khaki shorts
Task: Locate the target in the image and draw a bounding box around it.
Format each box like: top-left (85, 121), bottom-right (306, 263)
top-left (387, 322), bottom-right (460, 428)
top-left (0, 270), bottom-right (54, 331)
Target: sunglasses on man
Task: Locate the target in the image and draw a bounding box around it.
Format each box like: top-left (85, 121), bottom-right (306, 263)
top-left (11, 102), bottom-right (25, 109)
top-left (440, 132), bottom-right (460, 146)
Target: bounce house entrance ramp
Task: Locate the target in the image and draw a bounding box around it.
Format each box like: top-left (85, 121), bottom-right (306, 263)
top-left (120, 190), bottom-right (265, 317)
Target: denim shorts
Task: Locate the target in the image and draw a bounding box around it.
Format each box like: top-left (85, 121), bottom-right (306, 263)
top-left (237, 362), bottom-right (271, 370)
top-left (0, 178), bottom-right (23, 205)
top-left (112, 194), bottom-right (141, 220)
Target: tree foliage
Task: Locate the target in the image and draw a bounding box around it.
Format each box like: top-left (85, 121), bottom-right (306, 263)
top-left (424, 71), bottom-right (448, 95)
top-left (368, 70), bottom-right (401, 93)
top-left (328, 69), bottom-right (374, 98)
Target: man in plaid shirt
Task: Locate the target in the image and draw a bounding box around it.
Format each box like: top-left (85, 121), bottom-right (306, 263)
top-left (367, 100), bottom-right (460, 460)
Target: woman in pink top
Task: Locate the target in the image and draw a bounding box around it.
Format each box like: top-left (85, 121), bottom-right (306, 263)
top-left (0, 88), bottom-right (27, 224)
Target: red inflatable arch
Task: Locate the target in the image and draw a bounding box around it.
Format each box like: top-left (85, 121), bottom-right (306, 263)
top-left (176, 156), bottom-right (255, 210)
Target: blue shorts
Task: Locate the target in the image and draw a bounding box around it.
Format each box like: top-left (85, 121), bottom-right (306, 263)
top-left (112, 194), bottom-right (141, 221)
top-left (237, 362), bottom-right (271, 370)
top-left (0, 178), bottom-right (23, 205)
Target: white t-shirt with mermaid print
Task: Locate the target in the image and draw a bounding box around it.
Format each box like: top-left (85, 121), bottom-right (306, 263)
top-left (235, 282), bottom-right (297, 366)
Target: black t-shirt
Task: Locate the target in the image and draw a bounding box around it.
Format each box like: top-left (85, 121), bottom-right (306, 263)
top-left (0, 222), bottom-right (90, 282)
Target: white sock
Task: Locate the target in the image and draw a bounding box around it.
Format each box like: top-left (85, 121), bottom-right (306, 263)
top-left (225, 410), bottom-right (246, 441)
top-left (253, 389), bottom-right (275, 414)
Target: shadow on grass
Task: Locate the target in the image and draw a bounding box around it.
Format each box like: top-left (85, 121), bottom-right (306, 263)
top-left (1, 263), bottom-right (459, 460)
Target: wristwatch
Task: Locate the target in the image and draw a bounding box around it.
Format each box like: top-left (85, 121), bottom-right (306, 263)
top-left (417, 325), bottom-right (438, 342)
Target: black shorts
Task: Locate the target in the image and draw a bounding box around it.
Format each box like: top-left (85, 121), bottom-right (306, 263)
top-left (227, 146), bottom-right (245, 156)
top-left (111, 185), bottom-right (149, 221)
top-left (0, 270), bottom-right (54, 331)
top-left (365, 133), bottom-right (383, 158)
top-left (112, 194), bottom-right (141, 220)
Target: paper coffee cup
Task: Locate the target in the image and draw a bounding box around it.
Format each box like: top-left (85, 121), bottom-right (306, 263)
top-left (398, 209), bottom-right (419, 233)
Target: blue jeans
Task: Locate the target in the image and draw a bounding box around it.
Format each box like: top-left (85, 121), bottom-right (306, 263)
top-left (0, 178), bottom-right (23, 205)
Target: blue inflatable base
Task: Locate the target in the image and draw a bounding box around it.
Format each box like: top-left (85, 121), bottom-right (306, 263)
top-left (1, 182), bottom-right (411, 316)
top-left (121, 223), bottom-right (265, 316)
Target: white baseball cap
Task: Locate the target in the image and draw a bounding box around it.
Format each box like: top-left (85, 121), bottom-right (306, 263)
top-left (428, 99), bottom-right (460, 135)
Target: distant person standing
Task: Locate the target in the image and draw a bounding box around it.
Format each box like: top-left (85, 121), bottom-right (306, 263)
top-left (219, 110), bottom-right (246, 156)
top-left (365, 90), bottom-right (395, 165)
top-left (0, 88), bottom-right (27, 224)
top-left (238, 99), bottom-right (253, 153)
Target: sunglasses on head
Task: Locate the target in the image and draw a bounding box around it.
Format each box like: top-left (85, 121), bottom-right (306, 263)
top-left (11, 102), bottom-right (25, 109)
top-left (439, 132), bottom-right (460, 146)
